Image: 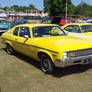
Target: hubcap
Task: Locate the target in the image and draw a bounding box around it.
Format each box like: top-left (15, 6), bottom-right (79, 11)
top-left (43, 58), bottom-right (49, 69)
top-left (7, 45), bottom-right (13, 54)
top-left (42, 57), bottom-right (50, 71)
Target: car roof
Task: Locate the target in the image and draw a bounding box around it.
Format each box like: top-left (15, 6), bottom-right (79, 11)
top-left (62, 23), bottom-right (92, 28)
top-left (65, 23), bottom-right (92, 25)
top-left (15, 24), bottom-right (59, 28)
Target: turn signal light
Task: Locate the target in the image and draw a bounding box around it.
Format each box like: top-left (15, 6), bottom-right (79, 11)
top-left (69, 52), bottom-right (76, 57)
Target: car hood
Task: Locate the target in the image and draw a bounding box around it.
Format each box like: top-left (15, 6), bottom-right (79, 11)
top-left (31, 36), bottom-right (92, 52)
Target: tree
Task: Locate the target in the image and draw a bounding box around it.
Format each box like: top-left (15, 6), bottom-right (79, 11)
top-left (44, 0), bottom-right (51, 14)
top-left (74, 3), bottom-right (92, 17)
top-left (9, 5), bottom-right (20, 11)
top-left (4, 4), bottom-right (37, 12)
top-left (0, 3), bottom-right (2, 9)
top-left (3, 7), bottom-right (9, 11)
top-left (29, 4), bottom-right (37, 10)
top-left (44, 0), bottom-right (74, 16)
top-left (66, 0), bottom-right (75, 15)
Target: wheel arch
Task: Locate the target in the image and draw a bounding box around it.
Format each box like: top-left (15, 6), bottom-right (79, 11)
top-left (5, 41), bottom-right (13, 47)
top-left (38, 50), bottom-right (55, 64)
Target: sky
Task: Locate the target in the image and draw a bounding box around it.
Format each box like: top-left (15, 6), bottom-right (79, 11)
top-left (0, 0), bottom-right (44, 10)
top-left (0, 0), bottom-right (92, 10)
top-left (72, 0), bottom-right (92, 6)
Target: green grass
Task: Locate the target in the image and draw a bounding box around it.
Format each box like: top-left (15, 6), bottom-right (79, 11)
top-left (0, 38), bottom-right (92, 92)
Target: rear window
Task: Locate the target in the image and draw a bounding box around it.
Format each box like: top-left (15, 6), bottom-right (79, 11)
top-left (81, 25), bottom-right (92, 32)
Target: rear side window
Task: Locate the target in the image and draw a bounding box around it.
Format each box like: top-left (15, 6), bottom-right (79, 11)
top-left (13, 27), bottom-right (19, 36)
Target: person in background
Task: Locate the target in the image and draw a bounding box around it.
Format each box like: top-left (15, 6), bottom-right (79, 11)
top-left (59, 18), bottom-right (68, 26)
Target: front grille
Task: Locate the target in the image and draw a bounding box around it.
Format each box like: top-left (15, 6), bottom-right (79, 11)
top-left (77, 48), bottom-right (92, 56)
top-left (69, 48), bottom-right (92, 57)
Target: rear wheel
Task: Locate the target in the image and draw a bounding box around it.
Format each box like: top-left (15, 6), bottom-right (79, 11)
top-left (40, 54), bottom-right (55, 74)
top-left (6, 44), bottom-right (14, 55)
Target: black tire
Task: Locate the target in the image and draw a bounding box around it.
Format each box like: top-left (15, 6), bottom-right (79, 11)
top-left (40, 54), bottom-right (54, 74)
top-left (6, 44), bottom-right (14, 55)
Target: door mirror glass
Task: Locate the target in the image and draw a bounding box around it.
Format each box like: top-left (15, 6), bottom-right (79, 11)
top-left (24, 35), bottom-right (29, 38)
top-left (65, 31), bottom-right (68, 35)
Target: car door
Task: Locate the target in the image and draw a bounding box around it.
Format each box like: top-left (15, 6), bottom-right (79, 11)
top-left (15, 26), bottom-right (33, 56)
top-left (12, 27), bottom-right (20, 50)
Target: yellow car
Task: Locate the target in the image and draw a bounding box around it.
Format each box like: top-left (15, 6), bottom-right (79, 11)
top-left (62, 23), bottom-right (92, 38)
top-left (1, 24), bottom-right (92, 74)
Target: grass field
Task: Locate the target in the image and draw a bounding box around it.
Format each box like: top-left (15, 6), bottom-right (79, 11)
top-left (0, 37), bottom-right (92, 92)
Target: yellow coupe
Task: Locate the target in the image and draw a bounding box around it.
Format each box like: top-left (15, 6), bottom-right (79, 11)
top-left (1, 24), bottom-right (92, 74)
top-left (62, 23), bottom-right (92, 38)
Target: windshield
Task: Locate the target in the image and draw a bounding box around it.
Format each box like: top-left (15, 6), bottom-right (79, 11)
top-left (32, 26), bottom-right (66, 38)
top-left (0, 20), bottom-right (8, 24)
top-left (81, 25), bottom-right (92, 32)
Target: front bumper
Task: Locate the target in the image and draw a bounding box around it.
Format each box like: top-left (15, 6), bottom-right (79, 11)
top-left (55, 54), bottom-right (92, 67)
top-left (0, 30), bottom-right (8, 33)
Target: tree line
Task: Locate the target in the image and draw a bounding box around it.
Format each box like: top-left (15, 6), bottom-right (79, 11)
top-left (44, 0), bottom-right (92, 17)
top-left (2, 4), bottom-right (37, 12)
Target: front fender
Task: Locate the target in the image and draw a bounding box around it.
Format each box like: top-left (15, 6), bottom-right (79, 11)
top-left (38, 49), bottom-right (58, 64)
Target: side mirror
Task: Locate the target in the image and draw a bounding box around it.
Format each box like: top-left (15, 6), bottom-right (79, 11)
top-left (24, 35), bottom-right (29, 38)
top-left (65, 31), bottom-right (68, 35)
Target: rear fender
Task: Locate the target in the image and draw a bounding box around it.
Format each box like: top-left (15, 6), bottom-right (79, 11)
top-left (5, 41), bottom-right (13, 47)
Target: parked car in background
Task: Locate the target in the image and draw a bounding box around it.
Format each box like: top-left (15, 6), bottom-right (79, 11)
top-left (1, 24), bottom-right (92, 74)
top-left (62, 23), bottom-right (92, 38)
top-left (23, 16), bottom-right (42, 24)
top-left (87, 19), bottom-right (92, 23)
top-left (10, 18), bottom-right (30, 28)
top-left (41, 17), bottom-right (52, 24)
top-left (0, 18), bottom-right (10, 33)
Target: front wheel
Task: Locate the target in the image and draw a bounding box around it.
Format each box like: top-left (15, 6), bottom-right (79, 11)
top-left (40, 54), bottom-right (55, 74)
top-left (6, 44), bottom-right (14, 55)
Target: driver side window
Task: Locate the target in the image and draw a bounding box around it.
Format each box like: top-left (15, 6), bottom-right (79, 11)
top-left (19, 27), bottom-right (30, 38)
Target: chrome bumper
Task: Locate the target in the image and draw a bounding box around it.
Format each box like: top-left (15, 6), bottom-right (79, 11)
top-left (55, 54), bottom-right (92, 67)
top-left (0, 30), bottom-right (8, 33)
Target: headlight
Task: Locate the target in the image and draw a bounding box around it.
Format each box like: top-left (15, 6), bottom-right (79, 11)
top-left (63, 51), bottom-right (76, 59)
top-left (63, 52), bottom-right (68, 59)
